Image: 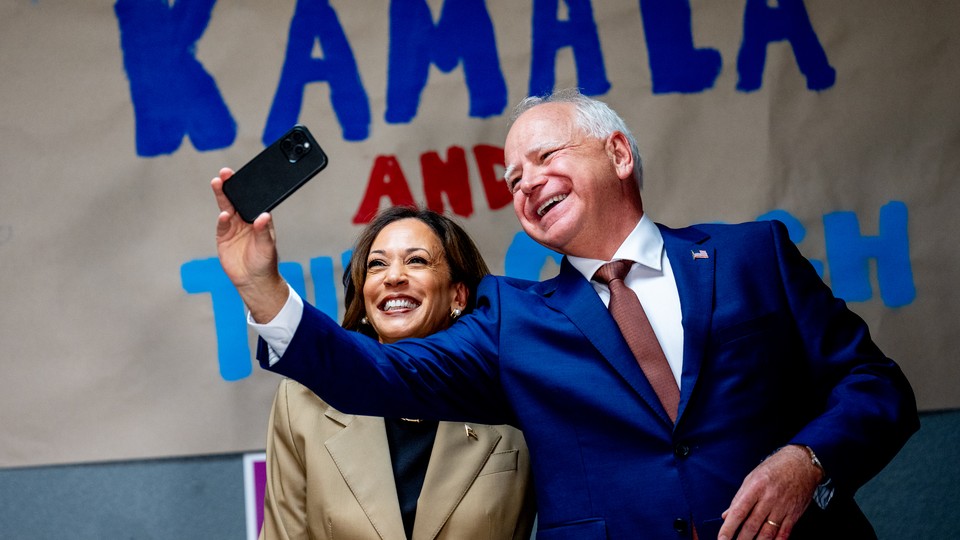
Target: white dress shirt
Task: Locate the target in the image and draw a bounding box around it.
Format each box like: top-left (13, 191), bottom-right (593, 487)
top-left (566, 214), bottom-right (685, 388)
top-left (250, 286), bottom-right (303, 365)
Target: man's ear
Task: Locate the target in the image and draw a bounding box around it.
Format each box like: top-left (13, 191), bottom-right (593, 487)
top-left (607, 131), bottom-right (634, 181)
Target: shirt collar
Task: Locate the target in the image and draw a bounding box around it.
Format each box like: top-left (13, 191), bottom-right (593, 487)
top-left (567, 214), bottom-right (664, 282)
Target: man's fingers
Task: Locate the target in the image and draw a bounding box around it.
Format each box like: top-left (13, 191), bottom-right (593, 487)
top-left (773, 517), bottom-right (794, 540)
top-left (756, 517), bottom-right (782, 540)
top-left (212, 168), bottom-right (238, 213)
top-left (211, 177), bottom-right (234, 214)
top-left (216, 210), bottom-right (232, 237)
top-left (252, 212), bottom-right (277, 255)
top-left (718, 504), bottom-right (749, 540)
top-left (718, 472), bottom-right (776, 539)
top-left (253, 212), bottom-right (272, 233)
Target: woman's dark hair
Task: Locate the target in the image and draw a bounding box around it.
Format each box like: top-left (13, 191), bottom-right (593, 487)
top-left (341, 206), bottom-right (490, 339)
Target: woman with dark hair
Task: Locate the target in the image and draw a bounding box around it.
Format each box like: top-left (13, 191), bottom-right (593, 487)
top-left (260, 206), bottom-right (536, 540)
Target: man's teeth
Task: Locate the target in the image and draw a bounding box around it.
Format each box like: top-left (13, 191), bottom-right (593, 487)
top-left (537, 194), bottom-right (567, 217)
top-left (384, 298), bottom-right (419, 311)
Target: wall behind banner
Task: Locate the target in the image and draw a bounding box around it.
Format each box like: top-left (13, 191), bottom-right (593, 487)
top-left (0, 0), bottom-right (958, 468)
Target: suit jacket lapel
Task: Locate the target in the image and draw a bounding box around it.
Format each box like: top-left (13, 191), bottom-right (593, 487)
top-left (659, 224), bottom-right (715, 422)
top-left (546, 259), bottom-right (675, 426)
top-left (324, 410), bottom-right (407, 540)
top-left (411, 422), bottom-right (502, 539)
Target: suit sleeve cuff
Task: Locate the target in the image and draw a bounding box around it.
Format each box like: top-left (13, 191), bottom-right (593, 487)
top-left (247, 284), bottom-right (303, 364)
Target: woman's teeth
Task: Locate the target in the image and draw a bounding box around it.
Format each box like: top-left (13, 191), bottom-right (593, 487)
top-left (384, 298), bottom-right (419, 311)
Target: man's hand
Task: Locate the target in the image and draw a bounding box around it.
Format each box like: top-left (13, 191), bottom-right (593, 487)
top-left (212, 168), bottom-right (288, 323)
top-left (718, 444), bottom-right (823, 540)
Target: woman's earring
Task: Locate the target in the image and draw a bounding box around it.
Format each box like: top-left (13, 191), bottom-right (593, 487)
top-left (360, 316), bottom-right (369, 325)
top-left (451, 308), bottom-right (462, 319)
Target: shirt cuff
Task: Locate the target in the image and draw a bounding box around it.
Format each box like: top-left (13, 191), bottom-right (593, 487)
top-left (247, 283), bottom-right (303, 365)
top-left (802, 445), bottom-right (834, 509)
top-left (813, 478), bottom-right (835, 510)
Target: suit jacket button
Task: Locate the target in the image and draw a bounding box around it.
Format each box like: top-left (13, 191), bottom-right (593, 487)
top-left (674, 443), bottom-right (691, 457)
top-left (673, 518), bottom-right (688, 533)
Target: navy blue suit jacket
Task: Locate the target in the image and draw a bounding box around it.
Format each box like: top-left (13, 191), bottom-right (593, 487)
top-left (262, 220), bottom-right (918, 539)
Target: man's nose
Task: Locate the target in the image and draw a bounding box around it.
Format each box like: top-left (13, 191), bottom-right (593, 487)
top-left (518, 173), bottom-right (546, 194)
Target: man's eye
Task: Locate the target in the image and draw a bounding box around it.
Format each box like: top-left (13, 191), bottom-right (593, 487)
top-left (508, 177), bottom-right (521, 192)
top-left (540, 150), bottom-right (555, 161)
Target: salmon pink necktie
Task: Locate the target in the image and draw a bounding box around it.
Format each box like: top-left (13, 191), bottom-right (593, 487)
top-left (594, 259), bottom-right (680, 422)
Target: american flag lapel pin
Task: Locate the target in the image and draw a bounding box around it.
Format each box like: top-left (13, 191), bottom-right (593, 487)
top-left (691, 249), bottom-right (709, 260)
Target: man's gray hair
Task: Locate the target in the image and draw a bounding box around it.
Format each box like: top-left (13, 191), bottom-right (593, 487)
top-left (509, 88), bottom-right (644, 189)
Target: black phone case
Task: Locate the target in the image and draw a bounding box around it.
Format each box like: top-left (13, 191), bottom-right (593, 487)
top-left (222, 125), bottom-right (328, 223)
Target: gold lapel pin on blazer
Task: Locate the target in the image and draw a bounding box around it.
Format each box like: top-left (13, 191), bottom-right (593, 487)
top-left (464, 424), bottom-right (478, 440)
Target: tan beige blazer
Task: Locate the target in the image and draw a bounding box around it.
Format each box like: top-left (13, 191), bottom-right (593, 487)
top-left (260, 379), bottom-right (536, 540)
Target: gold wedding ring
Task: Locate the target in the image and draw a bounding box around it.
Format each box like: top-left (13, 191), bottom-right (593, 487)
top-left (766, 519), bottom-right (781, 528)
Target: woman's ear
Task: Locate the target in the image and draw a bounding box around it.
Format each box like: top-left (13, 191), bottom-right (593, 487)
top-left (451, 282), bottom-right (469, 312)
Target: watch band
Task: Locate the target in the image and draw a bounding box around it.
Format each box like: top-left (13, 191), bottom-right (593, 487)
top-left (803, 445), bottom-right (825, 474)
